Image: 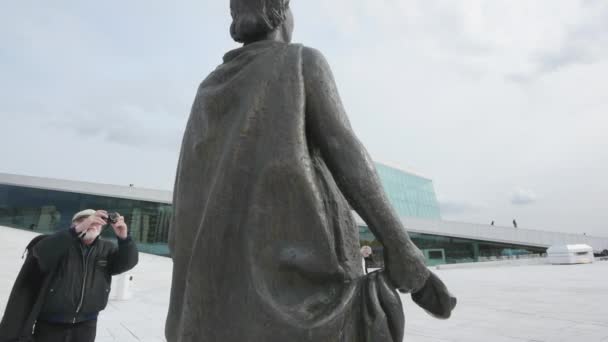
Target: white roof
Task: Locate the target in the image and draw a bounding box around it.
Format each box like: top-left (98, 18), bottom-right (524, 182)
top-left (0, 172), bottom-right (172, 203)
top-left (353, 215), bottom-right (608, 252)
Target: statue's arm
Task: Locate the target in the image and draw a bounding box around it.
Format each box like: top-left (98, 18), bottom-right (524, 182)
top-left (302, 47), bottom-right (430, 292)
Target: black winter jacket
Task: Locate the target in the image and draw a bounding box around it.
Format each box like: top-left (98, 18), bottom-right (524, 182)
top-left (0, 234), bottom-right (52, 342)
top-left (32, 228), bottom-right (138, 323)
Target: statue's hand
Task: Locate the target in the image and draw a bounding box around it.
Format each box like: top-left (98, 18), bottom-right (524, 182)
top-left (384, 244), bottom-right (430, 293)
top-left (411, 271), bottom-right (457, 319)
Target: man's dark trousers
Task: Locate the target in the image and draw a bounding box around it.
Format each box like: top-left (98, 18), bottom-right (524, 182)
top-left (33, 320), bottom-right (96, 342)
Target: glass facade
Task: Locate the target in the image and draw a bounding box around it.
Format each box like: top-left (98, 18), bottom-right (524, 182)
top-left (0, 184), bottom-right (172, 256)
top-left (359, 228), bottom-right (547, 267)
top-left (374, 163), bottom-right (441, 220)
top-left (0, 167), bottom-right (547, 266)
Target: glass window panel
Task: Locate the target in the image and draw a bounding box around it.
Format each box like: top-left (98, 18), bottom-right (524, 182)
top-left (0, 184), bottom-right (172, 256)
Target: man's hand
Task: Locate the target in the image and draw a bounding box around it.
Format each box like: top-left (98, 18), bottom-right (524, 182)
top-left (74, 210), bottom-right (107, 234)
top-left (111, 214), bottom-right (128, 240)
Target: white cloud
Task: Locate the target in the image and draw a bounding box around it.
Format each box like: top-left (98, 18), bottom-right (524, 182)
top-left (510, 188), bottom-right (538, 206)
top-left (1, 0), bottom-right (608, 236)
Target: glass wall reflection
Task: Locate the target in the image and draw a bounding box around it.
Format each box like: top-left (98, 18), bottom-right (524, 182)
top-left (0, 184), bottom-right (172, 256)
top-left (359, 226), bottom-right (547, 267)
top-left (375, 163), bottom-right (441, 220)
top-left (1, 183), bottom-right (547, 264)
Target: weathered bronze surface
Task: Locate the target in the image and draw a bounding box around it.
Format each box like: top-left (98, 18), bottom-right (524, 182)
top-left (166, 1), bottom-right (456, 341)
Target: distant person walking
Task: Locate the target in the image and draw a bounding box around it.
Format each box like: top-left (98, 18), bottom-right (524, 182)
top-left (513, 219), bottom-right (518, 228)
top-left (360, 246), bottom-right (374, 274)
top-left (490, 221), bottom-right (494, 226)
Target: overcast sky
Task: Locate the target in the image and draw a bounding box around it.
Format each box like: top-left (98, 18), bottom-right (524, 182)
top-left (1, 0), bottom-right (607, 236)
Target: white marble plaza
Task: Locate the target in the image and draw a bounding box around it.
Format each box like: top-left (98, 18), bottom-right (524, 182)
top-left (1, 226), bottom-right (607, 342)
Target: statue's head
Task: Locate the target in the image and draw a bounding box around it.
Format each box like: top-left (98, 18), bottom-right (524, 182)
top-left (230, 0), bottom-right (293, 44)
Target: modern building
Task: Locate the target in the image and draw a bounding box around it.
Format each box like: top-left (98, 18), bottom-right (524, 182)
top-left (0, 173), bottom-right (173, 256)
top-left (2, 165), bottom-right (607, 265)
top-left (374, 162), bottom-right (441, 220)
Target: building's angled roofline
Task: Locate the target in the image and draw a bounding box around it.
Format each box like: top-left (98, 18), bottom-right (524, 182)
top-left (4, 172), bottom-right (607, 251)
top-left (374, 161), bottom-right (433, 181)
top-left (0, 172), bottom-right (172, 204)
top-left (1, 161), bottom-right (433, 204)
top-left (352, 213), bottom-right (608, 252)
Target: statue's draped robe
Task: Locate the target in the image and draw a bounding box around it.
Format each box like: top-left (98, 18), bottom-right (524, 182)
top-left (166, 41), bottom-right (404, 342)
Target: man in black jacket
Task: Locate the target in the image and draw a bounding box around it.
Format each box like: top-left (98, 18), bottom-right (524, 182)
top-left (31, 209), bottom-right (139, 342)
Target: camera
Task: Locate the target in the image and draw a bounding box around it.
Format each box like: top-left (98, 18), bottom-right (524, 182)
top-left (105, 212), bottom-right (120, 225)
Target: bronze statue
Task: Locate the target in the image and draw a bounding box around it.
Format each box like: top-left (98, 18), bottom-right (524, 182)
top-left (166, 1), bottom-right (456, 341)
